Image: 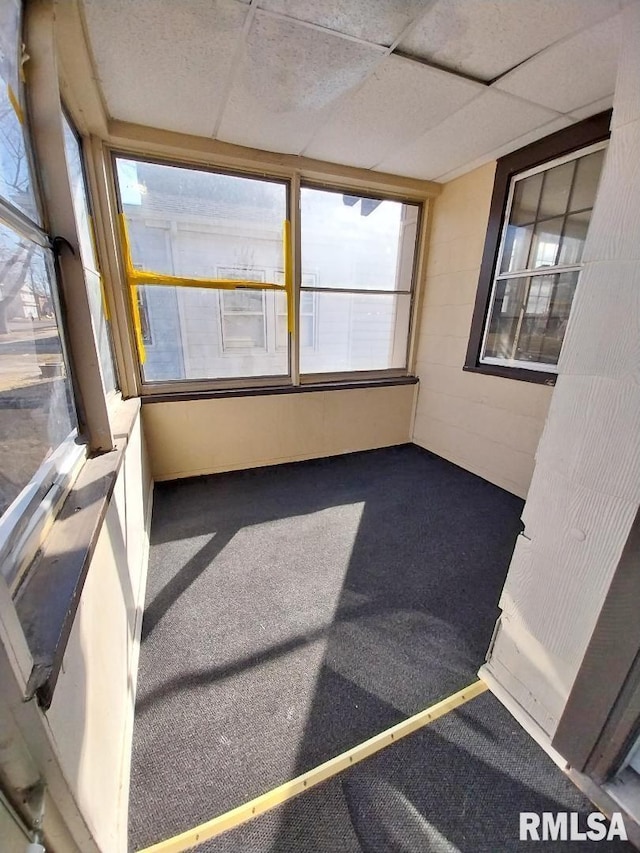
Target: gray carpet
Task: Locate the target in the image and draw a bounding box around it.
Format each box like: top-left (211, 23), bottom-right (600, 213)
top-left (194, 692), bottom-right (632, 852)
top-left (129, 444), bottom-right (530, 850)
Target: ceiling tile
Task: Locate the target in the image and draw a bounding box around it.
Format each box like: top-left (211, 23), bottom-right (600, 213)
top-left (568, 95), bottom-right (614, 122)
top-left (258, 0), bottom-right (432, 47)
top-left (398, 0), bottom-right (625, 81)
top-left (81, 0), bottom-right (249, 137)
top-left (376, 89), bottom-right (561, 180)
top-left (436, 117), bottom-right (574, 183)
top-left (217, 12), bottom-right (384, 154)
top-left (304, 55), bottom-right (483, 169)
top-left (494, 15), bottom-right (622, 114)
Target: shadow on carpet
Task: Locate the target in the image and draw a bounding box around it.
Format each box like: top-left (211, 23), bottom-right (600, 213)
top-left (129, 445), bottom-right (524, 850)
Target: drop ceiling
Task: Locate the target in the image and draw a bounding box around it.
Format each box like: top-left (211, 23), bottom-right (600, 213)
top-left (80, 0), bottom-right (628, 182)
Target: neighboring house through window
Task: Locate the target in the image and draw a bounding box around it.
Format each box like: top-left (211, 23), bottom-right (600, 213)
top-left (115, 156), bottom-right (422, 389)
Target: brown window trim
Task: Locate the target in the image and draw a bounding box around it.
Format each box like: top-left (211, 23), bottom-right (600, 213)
top-left (464, 110), bottom-right (612, 384)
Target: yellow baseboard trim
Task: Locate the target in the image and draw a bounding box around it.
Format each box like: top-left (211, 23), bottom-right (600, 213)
top-left (137, 679), bottom-right (487, 853)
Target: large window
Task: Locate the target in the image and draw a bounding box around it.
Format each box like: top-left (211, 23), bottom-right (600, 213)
top-left (114, 157), bottom-right (421, 389)
top-left (116, 158), bottom-right (289, 384)
top-left (300, 188), bottom-right (419, 376)
top-left (0, 1), bottom-right (79, 588)
top-left (465, 113), bottom-right (610, 383)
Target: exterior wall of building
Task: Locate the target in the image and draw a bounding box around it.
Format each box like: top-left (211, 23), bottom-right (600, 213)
top-left (484, 1), bottom-right (640, 740)
top-left (143, 383), bottom-right (416, 481)
top-left (411, 162), bottom-right (554, 498)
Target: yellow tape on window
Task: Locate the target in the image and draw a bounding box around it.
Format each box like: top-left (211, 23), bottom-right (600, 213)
top-left (283, 219), bottom-right (293, 333)
top-left (118, 213), bottom-right (289, 292)
top-left (117, 214), bottom-right (294, 356)
top-left (7, 84), bottom-right (24, 124)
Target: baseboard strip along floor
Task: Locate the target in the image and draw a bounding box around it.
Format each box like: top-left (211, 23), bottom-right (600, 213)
top-left (137, 679), bottom-right (488, 853)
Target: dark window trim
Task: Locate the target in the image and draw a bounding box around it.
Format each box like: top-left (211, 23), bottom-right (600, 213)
top-left (464, 110), bottom-right (612, 384)
top-left (141, 375), bottom-right (418, 405)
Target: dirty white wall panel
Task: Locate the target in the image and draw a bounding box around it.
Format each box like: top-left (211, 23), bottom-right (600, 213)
top-left (45, 413), bottom-right (152, 853)
top-left (143, 384), bottom-right (416, 480)
top-left (411, 162), bottom-right (553, 497)
top-left (484, 0), bottom-right (640, 739)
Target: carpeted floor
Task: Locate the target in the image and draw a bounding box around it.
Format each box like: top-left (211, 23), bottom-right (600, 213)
top-left (193, 691), bottom-right (632, 852)
top-left (128, 444), bottom-right (529, 850)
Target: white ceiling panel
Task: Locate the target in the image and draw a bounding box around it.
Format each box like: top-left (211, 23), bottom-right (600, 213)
top-left (304, 55), bottom-right (483, 169)
top-left (494, 15), bottom-right (622, 114)
top-left (258, 0), bottom-right (433, 47)
top-left (398, 0), bottom-right (625, 82)
top-left (217, 12), bottom-right (384, 154)
top-left (376, 89), bottom-right (562, 180)
top-left (81, 0), bottom-right (249, 137)
top-left (568, 95), bottom-right (615, 122)
top-left (436, 117), bottom-right (573, 183)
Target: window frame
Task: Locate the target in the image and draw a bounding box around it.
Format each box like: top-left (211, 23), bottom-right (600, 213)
top-left (298, 181), bottom-right (422, 382)
top-left (109, 151), bottom-right (425, 395)
top-left (464, 111), bottom-right (612, 385)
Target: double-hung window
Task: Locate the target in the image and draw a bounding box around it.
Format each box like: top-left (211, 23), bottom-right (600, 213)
top-left (466, 113), bottom-right (610, 383)
top-left (300, 187), bottom-right (419, 377)
top-left (113, 156), bottom-right (422, 391)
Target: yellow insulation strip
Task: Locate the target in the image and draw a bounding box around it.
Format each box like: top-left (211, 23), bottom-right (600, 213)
top-left (129, 269), bottom-right (286, 291)
top-left (129, 285), bottom-right (146, 364)
top-left (119, 215), bottom-right (146, 362)
top-left (283, 219), bottom-right (294, 333)
top-left (118, 213), bottom-right (288, 292)
top-left (137, 680), bottom-right (487, 853)
top-left (98, 275), bottom-right (110, 322)
top-left (7, 84), bottom-right (24, 124)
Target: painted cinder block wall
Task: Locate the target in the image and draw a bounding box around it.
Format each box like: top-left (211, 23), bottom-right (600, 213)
top-left (411, 162), bottom-right (554, 499)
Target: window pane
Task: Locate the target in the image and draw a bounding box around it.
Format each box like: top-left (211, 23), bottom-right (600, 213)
top-left (484, 277), bottom-right (528, 361)
top-left (516, 272), bottom-right (579, 364)
top-left (300, 292), bottom-right (410, 374)
top-left (0, 0), bottom-right (38, 221)
top-left (569, 148), bottom-right (605, 212)
top-left (501, 146), bottom-right (605, 277)
top-left (0, 224), bottom-right (76, 517)
top-left (62, 114), bottom-right (117, 394)
top-left (558, 210), bottom-right (590, 266)
top-left (500, 222), bottom-right (533, 273)
top-left (528, 216), bottom-right (563, 269)
top-left (537, 160), bottom-right (575, 220)
top-left (116, 158), bottom-right (287, 280)
top-left (483, 271), bottom-right (579, 366)
top-left (301, 188), bottom-right (419, 291)
top-left (511, 172), bottom-right (543, 226)
top-left (138, 285), bottom-right (287, 382)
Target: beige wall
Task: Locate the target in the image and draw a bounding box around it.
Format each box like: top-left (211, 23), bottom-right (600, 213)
top-left (484, 2), bottom-right (640, 739)
top-left (412, 163), bottom-right (553, 498)
top-left (45, 410), bottom-right (152, 852)
top-left (143, 384), bottom-right (416, 481)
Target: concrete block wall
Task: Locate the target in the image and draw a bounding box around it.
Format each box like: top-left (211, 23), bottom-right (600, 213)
top-left (412, 163), bottom-right (553, 498)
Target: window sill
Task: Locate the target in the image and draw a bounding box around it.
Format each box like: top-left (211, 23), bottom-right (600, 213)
top-left (463, 363), bottom-right (557, 386)
top-left (141, 375), bottom-right (418, 404)
top-left (15, 398), bottom-right (141, 709)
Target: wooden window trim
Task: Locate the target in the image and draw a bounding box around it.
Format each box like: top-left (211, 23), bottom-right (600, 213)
top-left (464, 110), bottom-right (612, 385)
